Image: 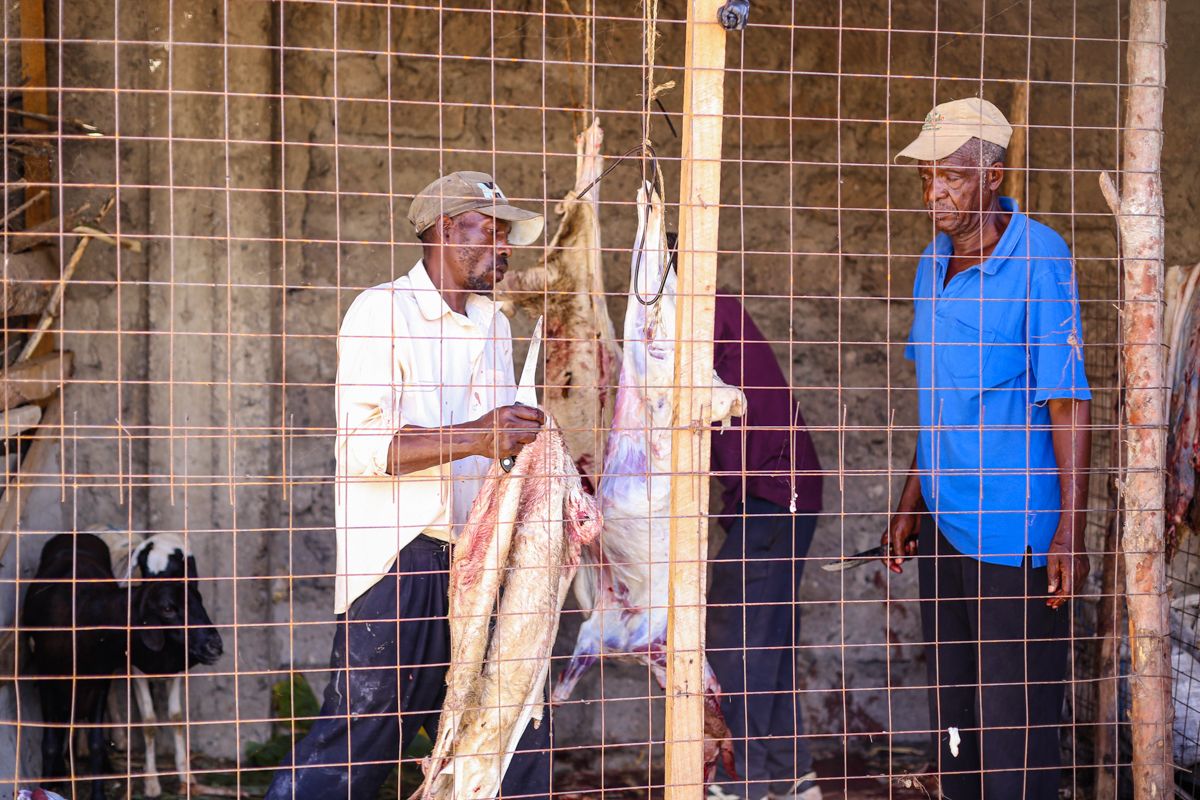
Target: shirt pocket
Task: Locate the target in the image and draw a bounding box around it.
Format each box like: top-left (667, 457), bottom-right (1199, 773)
top-left (982, 332), bottom-right (1028, 391)
top-left (933, 315), bottom-right (1028, 394)
top-left (933, 315), bottom-right (995, 392)
top-left (399, 382), bottom-right (441, 427)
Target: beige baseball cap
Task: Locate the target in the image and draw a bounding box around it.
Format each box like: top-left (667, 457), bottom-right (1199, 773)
top-left (408, 171), bottom-right (544, 246)
top-left (895, 98), bottom-right (1013, 163)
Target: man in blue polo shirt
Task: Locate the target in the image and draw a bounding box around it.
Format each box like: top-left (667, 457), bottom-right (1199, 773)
top-left (882, 98), bottom-right (1092, 800)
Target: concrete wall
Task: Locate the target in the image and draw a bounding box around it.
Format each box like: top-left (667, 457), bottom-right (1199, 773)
top-left (2, 0), bottom-right (1198, 780)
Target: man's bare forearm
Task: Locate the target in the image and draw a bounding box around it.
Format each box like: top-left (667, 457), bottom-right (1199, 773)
top-left (384, 404), bottom-right (544, 476)
top-left (385, 423), bottom-right (490, 476)
top-left (897, 450), bottom-right (927, 515)
top-left (1048, 398), bottom-right (1091, 546)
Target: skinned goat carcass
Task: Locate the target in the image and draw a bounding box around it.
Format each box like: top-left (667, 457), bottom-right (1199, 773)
top-left (552, 182), bottom-right (746, 781)
top-left (415, 417), bottom-right (602, 800)
top-left (498, 119), bottom-right (621, 488)
top-left (1168, 265), bottom-right (1200, 561)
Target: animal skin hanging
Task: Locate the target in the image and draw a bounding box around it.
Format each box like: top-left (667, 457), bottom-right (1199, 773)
top-left (415, 418), bottom-right (601, 800)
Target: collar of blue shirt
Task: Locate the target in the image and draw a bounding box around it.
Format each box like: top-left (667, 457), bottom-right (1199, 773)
top-left (931, 196), bottom-right (1026, 281)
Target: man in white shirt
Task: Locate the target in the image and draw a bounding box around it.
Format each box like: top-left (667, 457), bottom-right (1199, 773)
top-left (266, 172), bottom-right (549, 800)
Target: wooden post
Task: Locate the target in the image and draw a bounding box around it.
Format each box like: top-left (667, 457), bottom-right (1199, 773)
top-left (666, 1), bottom-right (727, 799)
top-left (1115, 1), bottom-right (1170, 797)
top-left (19, 0), bottom-right (52, 227)
top-left (1002, 81), bottom-right (1029, 208)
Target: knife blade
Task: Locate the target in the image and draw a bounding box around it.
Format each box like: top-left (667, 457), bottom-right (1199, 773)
top-left (821, 544), bottom-right (887, 572)
top-left (514, 315), bottom-right (543, 408)
top-left (500, 315), bottom-right (543, 473)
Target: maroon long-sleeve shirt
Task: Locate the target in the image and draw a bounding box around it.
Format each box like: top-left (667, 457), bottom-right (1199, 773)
top-left (710, 292), bottom-right (823, 524)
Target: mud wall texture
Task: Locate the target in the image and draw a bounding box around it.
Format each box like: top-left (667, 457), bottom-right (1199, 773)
top-left (2, 0), bottom-right (1196, 774)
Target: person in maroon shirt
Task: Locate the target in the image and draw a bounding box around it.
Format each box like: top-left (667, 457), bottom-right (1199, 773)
top-left (706, 290), bottom-right (824, 800)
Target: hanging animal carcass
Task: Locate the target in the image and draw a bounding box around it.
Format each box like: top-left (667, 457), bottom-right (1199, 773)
top-left (415, 418), bottom-right (602, 800)
top-left (552, 181), bottom-right (745, 780)
top-left (498, 119), bottom-right (621, 488)
top-left (1167, 263), bottom-right (1200, 561)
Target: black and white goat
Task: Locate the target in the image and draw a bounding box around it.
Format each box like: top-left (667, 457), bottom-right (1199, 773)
top-left (99, 530), bottom-right (224, 797)
top-left (22, 532), bottom-right (222, 800)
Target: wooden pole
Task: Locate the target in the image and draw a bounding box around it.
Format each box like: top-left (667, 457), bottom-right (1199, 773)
top-left (1114, 1), bottom-right (1170, 797)
top-left (19, 0), bottom-right (52, 227)
top-left (1094, 174), bottom-right (1125, 799)
top-left (1002, 81), bottom-right (1029, 208)
top-left (666, 1), bottom-right (727, 798)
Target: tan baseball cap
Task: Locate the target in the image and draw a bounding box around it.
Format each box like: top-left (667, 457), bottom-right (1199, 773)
top-left (408, 171), bottom-right (544, 246)
top-left (895, 98), bottom-right (1013, 163)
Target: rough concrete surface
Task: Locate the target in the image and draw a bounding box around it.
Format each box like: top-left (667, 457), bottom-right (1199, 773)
top-left (0, 0), bottom-right (1196, 786)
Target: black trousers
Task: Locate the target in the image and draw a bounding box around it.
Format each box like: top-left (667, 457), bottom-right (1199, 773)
top-left (707, 497), bottom-right (818, 799)
top-left (918, 518), bottom-right (1070, 800)
top-left (264, 535), bottom-right (552, 800)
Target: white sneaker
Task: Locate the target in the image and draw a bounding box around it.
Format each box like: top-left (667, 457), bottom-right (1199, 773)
top-left (768, 773), bottom-right (822, 800)
top-left (707, 784), bottom-right (744, 800)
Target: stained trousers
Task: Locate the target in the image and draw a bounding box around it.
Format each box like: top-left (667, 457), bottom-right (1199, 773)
top-left (707, 497), bottom-right (818, 799)
top-left (264, 535), bottom-right (552, 800)
top-left (918, 519), bottom-right (1070, 800)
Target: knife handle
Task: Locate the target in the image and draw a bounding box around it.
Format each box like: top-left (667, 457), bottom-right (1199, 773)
top-left (498, 399), bottom-right (529, 473)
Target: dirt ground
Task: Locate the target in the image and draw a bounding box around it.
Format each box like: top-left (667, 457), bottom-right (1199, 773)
top-left (68, 745), bottom-right (938, 800)
top-left (64, 741), bottom-right (1130, 800)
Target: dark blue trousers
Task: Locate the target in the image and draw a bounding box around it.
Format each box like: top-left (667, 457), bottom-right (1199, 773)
top-left (706, 497), bottom-right (818, 799)
top-left (265, 535), bottom-right (552, 800)
top-left (918, 518), bottom-right (1069, 800)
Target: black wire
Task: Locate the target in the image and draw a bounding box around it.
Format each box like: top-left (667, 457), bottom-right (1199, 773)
top-left (573, 142), bottom-right (670, 307)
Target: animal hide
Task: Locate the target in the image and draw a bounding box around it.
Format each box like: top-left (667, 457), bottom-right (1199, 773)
top-left (498, 119), bottom-right (621, 488)
top-left (1168, 265), bottom-right (1200, 561)
top-left (416, 417), bottom-right (601, 800)
top-left (552, 182), bottom-right (746, 781)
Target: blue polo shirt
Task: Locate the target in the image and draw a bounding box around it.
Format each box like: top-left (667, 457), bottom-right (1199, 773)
top-left (904, 197), bottom-right (1091, 567)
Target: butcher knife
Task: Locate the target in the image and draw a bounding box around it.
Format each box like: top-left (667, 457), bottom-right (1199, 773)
top-left (821, 544), bottom-right (887, 572)
top-left (500, 315), bottom-right (543, 473)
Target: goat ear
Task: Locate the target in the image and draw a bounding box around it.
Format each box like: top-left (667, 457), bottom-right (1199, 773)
top-left (140, 625), bottom-right (165, 652)
top-left (137, 589), bottom-right (166, 651)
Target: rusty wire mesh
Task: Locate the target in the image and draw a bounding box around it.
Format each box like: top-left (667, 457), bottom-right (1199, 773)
top-left (0, 1), bottom-right (1184, 799)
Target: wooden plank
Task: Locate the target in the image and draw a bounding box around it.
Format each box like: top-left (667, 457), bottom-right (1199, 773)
top-left (8, 205), bottom-right (91, 253)
top-left (0, 405), bottom-right (42, 437)
top-left (665, 2), bottom-right (727, 798)
top-left (19, 0), bottom-right (52, 227)
top-left (0, 351), bottom-right (71, 411)
top-left (0, 393), bottom-right (61, 683)
top-left (0, 394), bottom-right (61, 567)
top-left (1, 247), bottom-right (55, 317)
top-left (1113, 2), bottom-right (1170, 798)
top-left (19, 232), bottom-right (97, 362)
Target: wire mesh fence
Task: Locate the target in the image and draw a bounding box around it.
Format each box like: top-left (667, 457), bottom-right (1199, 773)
top-left (0, 0), bottom-right (1185, 798)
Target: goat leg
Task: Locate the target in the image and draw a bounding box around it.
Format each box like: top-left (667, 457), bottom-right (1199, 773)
top-left (134, 674), bottom-right (163, 797)
top-left (106, 683), bottom-right (128, 751)
top-left (87, 679), bottom-right (112, 800)
top-left (169, 674), bottom-right (195, 785)
top-left (39, 681), bottom-right (69, 779)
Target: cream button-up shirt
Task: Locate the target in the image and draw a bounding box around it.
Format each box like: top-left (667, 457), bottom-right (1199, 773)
top-left (334, 260), bottom-right (515, 613)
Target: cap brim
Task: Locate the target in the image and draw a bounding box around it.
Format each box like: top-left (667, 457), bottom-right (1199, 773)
top-left (478, 204), bottom-right (545, 245)
top-left (894, 133), bottom-right (973, 164)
